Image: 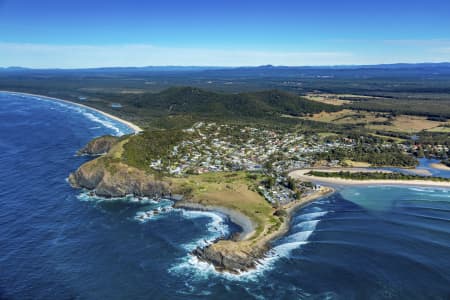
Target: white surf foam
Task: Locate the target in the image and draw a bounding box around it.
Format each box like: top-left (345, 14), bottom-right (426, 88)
top-left (408, 187), bottom-right (433, 193)
top-left (77, 192), bottom-right (141, 202)
top-left (295, 211), bottom-right (329, 221)
top-left (134, 205), bottom-right (174, 223)
top-left (169, 209), bottom-right (328, 281)
top-left (81, 111), bottom-right (125, 136)
top-left (285, 230), bottom-right (315, 242)
top-left (293, 220), bottom-right (320, 231)
top-left (77, 191), bottom-right (168, 207)
top-left (15, 93), bottom-right (128, 136)
top-left (178, 210), bottom-right (230, 251)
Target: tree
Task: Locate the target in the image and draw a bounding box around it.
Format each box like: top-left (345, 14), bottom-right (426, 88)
top-left (417, 147), bottom-right (425, 158)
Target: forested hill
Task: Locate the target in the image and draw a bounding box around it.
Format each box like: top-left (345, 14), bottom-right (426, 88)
top-left (114, 87), bottom-right (339, 119)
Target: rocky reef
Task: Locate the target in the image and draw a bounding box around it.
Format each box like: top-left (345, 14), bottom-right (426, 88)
top-left (189, 187), bottom-right (335, 274)
top-left (175, 201), bottom-right (268, 273)
top-left (193, 241), bottom-right (268, 274)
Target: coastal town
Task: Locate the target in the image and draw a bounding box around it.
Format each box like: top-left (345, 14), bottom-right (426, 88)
top-left (3, 0), bottom-right (450, 297)
top-left (145, 122), bottom-right (449, 206)
top-left (146, 122), bottom-right (339, 205)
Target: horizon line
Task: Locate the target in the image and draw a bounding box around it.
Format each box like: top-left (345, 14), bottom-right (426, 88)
top-left (2, 61), bottom-right (450, 70)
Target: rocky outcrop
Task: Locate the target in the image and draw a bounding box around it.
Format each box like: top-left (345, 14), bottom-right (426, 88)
top-left (69, 158), bottom-right (170, 198)
top-left (188, 187), bottom-right (336, 274)
top-left (77, 135), bottom-right (120, 156)
top-left (192, 241), bottom-right (268, 274)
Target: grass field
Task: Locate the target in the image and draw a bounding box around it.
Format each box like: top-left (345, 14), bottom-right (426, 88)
top-left (298, 109), bottom-right (450, 133)
top-left (303, 93), bottom-right (388, 106)
top-left (342, 160), bottom-right (372, 167)
top-left (426, 126), bottom-right (450, 132)
top-left (366, 115), bottom-right (450, 132)
top-left (369, 133), bottom-right (407, 143)
top-left (298, 109), bottom-right (387, 124)
top-left (303, 93), bottom-right (352, 106)
top-left (171, 172), bottom-right (277, 240)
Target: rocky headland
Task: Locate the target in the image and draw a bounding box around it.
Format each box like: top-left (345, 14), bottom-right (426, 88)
top-left (176, 186), bottom-right (334, 274)
top-left (77, 135), bottom-right (121, 156)
top-left (70, 135), bottom-right (334, 274)
top-left (69, 136), bottom-right (170, 198)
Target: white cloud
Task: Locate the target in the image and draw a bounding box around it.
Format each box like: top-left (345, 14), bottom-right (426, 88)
top-left (383, 39), bottom-right (450, 47)
top-left (430, 47), bottom-right (450, 54)
top-left (0, 42), bottom-right (355, 68)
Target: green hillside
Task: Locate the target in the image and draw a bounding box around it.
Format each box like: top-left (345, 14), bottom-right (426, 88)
top-left (94, 87), bottom-right (339, 130)
top-left (119, 87), bottom-right (339, 118)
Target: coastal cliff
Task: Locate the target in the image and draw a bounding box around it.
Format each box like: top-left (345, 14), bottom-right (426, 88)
top-left (70, 136), bottom-right (170, 198)
top-left (69, 158), bottom-right (169, 197)
top-left (69, 135), bottom-right (334, 274)
top-left (77, 135), bottom-right (121, 156)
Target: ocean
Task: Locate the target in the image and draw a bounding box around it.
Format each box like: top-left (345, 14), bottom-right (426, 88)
top-left (0, 92), bottom-right (449, 299)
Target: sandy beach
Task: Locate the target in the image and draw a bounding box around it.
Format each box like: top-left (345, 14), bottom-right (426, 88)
top-left (179, 185), bottom-right (335, 273)
top-left (289, 169), bottom-right (450, 188)
top-left (174, 202), bottom-right (256, 241)
top-left (176, 185), bottom-right (333, 245)
top-left (0, 91), bottom-right (143, 134)
top-left (430, 163), bottom-right (450, 171)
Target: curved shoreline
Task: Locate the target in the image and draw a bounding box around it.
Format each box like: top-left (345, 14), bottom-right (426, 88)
top-left (289, 169), bottom-right (450, 188)
top-left (174, 202), bottom-right (256, 241)
top-left (177, 186), bottom-right (334, 274)
top-left (254, 186), bottom-right (335, 251)
top-left (0, 90), bottom-right (143, 134)
top-left (430, 163), bottom-right (450, 171)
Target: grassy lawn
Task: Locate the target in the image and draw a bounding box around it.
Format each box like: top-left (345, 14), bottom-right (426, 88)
top-left (303, 93), bottom-right (352, 106)
top-left (342, 160), bottom-right (372, 167)
top-left (298, 109), bottom-right (387, 124)
top-left (369, 133), bottom-right (407, 143)
top-left (303, 93), bottom-right (386, 106)
top-left (297, 108), bottom-right (449, 133)
top-left (367, 115), bottom-right (449, 132)
top-left (171, 171), bottom-right (278, 241)
top-left (426, 126), bottom-right (450, 133)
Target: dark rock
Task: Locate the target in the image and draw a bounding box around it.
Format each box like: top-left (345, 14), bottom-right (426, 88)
top-left (77, 135), bottom-right (119, 156)
top-left (69, 157), bottom-right (170, 198)
top-left (193, 242), bottom-right (268, 274)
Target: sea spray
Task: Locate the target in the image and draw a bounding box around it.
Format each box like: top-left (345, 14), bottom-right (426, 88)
top-left (175, 210), bottom-right (230, 251)
top-left (169, 205), bottom-right (329, 281)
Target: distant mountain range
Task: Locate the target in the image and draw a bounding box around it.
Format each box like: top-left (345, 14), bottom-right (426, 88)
top-left (1, 62), bottom-right (450, 72)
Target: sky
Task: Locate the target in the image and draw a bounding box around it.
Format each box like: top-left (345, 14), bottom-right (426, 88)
top-left (0, 0), bottom-right (450, 68)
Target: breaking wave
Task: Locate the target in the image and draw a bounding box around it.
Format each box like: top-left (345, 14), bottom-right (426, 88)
top-left (169, 206), bottom-right (329, 281)
top-left (10, 92), bottom-right (130, 136)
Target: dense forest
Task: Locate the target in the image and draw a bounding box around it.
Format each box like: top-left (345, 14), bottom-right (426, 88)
top-left (1, 65), bottom-right (450, 134)
top-left (122, 129), bottom-right (189, 171)
top-left (111, 87), bottom-right (339, 117)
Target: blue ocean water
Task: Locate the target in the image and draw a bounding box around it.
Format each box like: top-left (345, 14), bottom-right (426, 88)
top-left (0, 92), bottom-right (449, 299)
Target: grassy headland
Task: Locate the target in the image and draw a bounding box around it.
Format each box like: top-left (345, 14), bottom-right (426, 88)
top-left (69, 133), bottom-right (335, 273)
